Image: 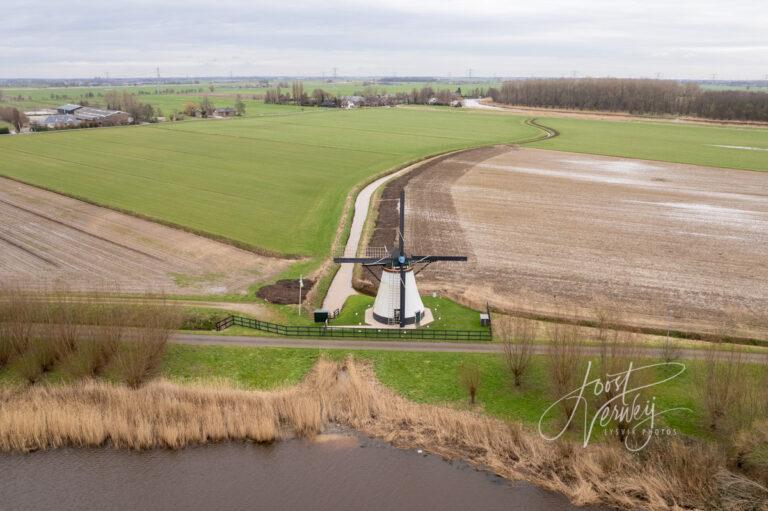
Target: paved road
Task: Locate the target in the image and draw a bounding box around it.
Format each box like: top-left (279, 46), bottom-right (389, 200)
top-left (463, 98), bottom-right (507, 111)
top-left (171, 333), bottom-right (768, 363)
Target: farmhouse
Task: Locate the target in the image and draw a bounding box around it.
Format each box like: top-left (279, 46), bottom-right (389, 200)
top-left (214, 107), bottom-right (236, 117)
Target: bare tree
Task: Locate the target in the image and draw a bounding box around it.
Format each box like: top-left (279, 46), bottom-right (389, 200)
top-left (234, 94), bottom-right (246, 116)
top-left (200, 96), bottom-right (215, 117)
top-left (459, 360), bottom-right (482, 405)
top-left (497, 316), bottom-right (536, 387)
top-left (699, 340), bottom-right (746, 434)
top-left (547, 321), bottom-right (584, 423)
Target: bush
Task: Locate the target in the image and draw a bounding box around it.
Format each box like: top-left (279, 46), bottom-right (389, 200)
top-left (0, 126), bottom-right (9, 135)
top-left (179, 309), bottom-right (229, 330)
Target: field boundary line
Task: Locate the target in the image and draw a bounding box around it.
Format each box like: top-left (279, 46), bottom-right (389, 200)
top-left (0, 174), bottom-right (300, 260)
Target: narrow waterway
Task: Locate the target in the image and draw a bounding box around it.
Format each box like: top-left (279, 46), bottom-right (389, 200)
top-left (0, 432), bottom-right (608, 511)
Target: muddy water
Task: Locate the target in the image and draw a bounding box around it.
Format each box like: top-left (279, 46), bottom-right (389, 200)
top-left (0, 432), bottom-right (607, 511)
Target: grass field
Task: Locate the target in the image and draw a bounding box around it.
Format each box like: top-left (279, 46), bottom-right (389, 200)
top-left (0, 107), bottom-right (539, 258)
top-left (532, 117), bottom-right (768, 171)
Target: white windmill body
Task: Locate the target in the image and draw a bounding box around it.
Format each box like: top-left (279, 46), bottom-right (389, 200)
top-left (372, 266), bottom-right (425, 325)
top-left (334, 190), bottom-right (467, 328)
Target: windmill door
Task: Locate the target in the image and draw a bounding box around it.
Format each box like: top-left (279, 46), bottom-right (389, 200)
top-left (393, 309), bottom-right (401, 325)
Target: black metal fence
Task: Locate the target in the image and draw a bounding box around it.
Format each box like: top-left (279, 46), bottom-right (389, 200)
top-left (215, 315), bottom-right (492, 341)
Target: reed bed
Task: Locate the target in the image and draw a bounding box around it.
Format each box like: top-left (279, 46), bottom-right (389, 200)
top-left (0, 358), bottom-right (765, 510)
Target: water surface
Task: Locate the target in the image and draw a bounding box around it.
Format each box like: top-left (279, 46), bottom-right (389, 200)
top-left (0, 432), bottom-right (607, 511)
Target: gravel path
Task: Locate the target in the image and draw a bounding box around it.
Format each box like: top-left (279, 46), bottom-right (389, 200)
top-left (171, 333), bottom-right (768, 363)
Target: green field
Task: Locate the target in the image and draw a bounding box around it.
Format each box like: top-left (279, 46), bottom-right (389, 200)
top-left (532, 117), bottom-right (768, 171)
top-left (0, 107), bottom-right (539, 257)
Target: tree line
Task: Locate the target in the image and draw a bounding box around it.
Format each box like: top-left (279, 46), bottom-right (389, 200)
top-left (490, 78), bottom-right (768, 122)
top-left (263, 81), bottom-right (462, 107)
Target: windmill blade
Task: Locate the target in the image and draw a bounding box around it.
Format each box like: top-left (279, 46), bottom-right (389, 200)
top-left (399, 262), bottom-right (406, 328)
top-left (410, 255), bottom-right (468, 263)
top-left (333, 257), bottom-right (388, 265)
top-left (399, 190), bottom-right (405, 258)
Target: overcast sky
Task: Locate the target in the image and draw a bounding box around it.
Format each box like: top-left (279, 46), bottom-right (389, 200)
top-left (3, 0), bottom-right (767, 79)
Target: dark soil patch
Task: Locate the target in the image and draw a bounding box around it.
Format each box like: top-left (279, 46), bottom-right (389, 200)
top-left (257, 279), bottom-right (315, 304)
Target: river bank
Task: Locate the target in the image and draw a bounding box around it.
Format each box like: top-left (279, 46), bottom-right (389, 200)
top-left (1, 357), bottom-right (764, 510)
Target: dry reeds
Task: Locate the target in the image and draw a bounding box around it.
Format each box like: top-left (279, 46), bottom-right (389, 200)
top-left (1, 357), bottom-right (763, 510)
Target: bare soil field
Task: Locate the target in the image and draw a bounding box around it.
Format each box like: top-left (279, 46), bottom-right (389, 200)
top-left (0, 178), bottom-right (292, 294)
top-left (400, 147), bottom-right (768, 339)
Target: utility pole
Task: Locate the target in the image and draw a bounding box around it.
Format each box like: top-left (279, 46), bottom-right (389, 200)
top-left (467, 68), bottom-right (473, 79)
top-left (156, 67), bottom-right (161, 95)
top-left (333, 67), bottom-right (338, 79)
top-left (298, 275), bottom-right (304, 316)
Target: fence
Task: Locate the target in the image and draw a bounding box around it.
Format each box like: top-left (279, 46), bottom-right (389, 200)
top-left (215, 315), bottom-right (492, 341)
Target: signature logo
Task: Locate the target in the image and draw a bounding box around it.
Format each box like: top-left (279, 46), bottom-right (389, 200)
top-left (538, 361), bottom-right (691, 451)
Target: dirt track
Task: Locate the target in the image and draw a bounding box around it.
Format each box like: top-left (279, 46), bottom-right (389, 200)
top-left (402, 147), bottom-right (768, 338)
top-left (0, 178), bottom-right (291, 294)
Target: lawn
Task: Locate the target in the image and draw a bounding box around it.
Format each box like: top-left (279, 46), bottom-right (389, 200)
top-left (532, 116), bottom-right (768, 171)
top-left (0, 107), bottom-right (539, 258)
top-left (331, 294), bottom-right (489, 331)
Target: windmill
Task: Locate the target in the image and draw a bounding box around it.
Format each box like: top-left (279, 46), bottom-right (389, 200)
top-left (334, 190), bottom-right (467, 327)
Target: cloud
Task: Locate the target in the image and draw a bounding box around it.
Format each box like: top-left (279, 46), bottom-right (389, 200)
top-left (2, 0), bottom-right (767, 79)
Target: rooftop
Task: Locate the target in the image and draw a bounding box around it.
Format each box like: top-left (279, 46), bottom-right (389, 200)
top-left (57, 104), bottom-right (82, 112)
top-left (73, 107), bottom-right (126, 121)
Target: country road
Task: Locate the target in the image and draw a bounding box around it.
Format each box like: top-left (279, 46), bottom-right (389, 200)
top-left (171, 333), bottom-right (768, 364)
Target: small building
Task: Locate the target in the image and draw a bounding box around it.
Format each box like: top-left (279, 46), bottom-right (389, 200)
top-left (450, 100), bottom-right (463, 108)
top-left (341, 95), bottom-right (364, 109)
top-left (57, 104), bottom-right (82, 115)
top-left (214, 107), bottom-right (236, 117)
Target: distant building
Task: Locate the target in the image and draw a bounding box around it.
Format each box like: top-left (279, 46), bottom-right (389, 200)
top-left (213, 107), bottom-right (236, 117)
top-left (450, 100), bottom-right (463, 107)
top-left (36, 114), bottom-right (81, 129)
top-left (341, 95), bottom-right (364, 109)
top-left (73, 107), bottom-right (132, 126)
top-left (57, 104), bottom-right (82, 115)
